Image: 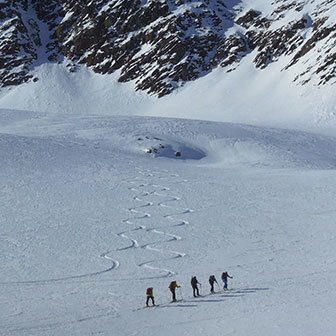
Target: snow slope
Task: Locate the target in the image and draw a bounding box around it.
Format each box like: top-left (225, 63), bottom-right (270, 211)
top-left (0, 64), bottom-right (154, 117)
top-left (0, 58), bottom-right (335, 134)
top-left (1, 110), bottom-right (336, 335)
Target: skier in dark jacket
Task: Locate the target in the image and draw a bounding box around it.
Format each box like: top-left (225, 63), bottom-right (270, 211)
top-left (209, 275), bottom-right (218, 294)
top-left (221, 271), bottom-right (233, 290)
top-left (191, 276), bottom-right (201, 297)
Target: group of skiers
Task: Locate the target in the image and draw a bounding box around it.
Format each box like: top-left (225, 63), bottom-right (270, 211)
top-left (146, 271), bottom-right (233, 307)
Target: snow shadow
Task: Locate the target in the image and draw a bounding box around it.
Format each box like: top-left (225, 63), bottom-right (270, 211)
top-left (136, 134), bottom-right (206, 160)
top-left (157, 304), bottom-right (197, 309)
top-left (222, 287), bottom-right (269, 295)
top-left (154, 143), bottom-right (206, 160)
top-left (196, 298), bottom-right (243, 302)
top-left (238, 287), bottom-right (269, 292)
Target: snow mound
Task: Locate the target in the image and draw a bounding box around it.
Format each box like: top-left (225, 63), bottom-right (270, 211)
top-left (1, 110), bottom-right (336, 170)
top-left (135, 135), bottom-right (205, 160)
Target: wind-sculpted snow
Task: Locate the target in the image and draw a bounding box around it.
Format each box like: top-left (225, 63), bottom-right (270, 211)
top-left (1, 111), bottom-right (336, 335)
top-left (206, 124), bottom-right (336, 169)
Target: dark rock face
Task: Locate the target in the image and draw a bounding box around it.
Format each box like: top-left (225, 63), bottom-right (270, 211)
top-left (0, 1), bottom-right (34, 86)
top-left (0, 0), bottom-right (335, 95)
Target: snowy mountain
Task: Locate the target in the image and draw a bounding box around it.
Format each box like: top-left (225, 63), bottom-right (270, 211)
top-left (1, 4), bottom-right (336, 334)
top-left (1, 0), bottom-right (335, 96)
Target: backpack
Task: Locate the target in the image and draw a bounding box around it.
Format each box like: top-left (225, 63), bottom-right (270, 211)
top-left (221, 272), bottom-right (227, 279)
top-left (146, 288), bottom-right (153, 295)
top-left (169, 281), bottom-right (176, 289)
top-left (209, 275), bottom-right (215, 281)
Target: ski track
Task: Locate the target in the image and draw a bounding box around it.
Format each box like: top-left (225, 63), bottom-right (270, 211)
top-left (1, 243), bottom-right (120, 286)
top-left (115, 167), bottom-right (192, 279)
top-left (0, 168), bottom-right (189, 286)
top-left (0, 256), bottom-right (120, 285)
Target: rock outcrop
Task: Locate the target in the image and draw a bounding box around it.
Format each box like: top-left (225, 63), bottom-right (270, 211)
top-left (0, 0), bottom-right (335, 96)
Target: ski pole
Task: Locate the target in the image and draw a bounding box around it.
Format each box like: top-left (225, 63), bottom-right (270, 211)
top-left (179, 287), bottom-right (183, 300)
top-left (216, 282), bottom-right (220, 291)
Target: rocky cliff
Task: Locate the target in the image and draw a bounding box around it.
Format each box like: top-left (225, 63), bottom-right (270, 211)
top-left (0, 0), bottom-right (335, 96)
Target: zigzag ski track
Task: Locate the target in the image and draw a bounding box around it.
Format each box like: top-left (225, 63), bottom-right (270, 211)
top-left (114, 167), bottom-right (193, 279)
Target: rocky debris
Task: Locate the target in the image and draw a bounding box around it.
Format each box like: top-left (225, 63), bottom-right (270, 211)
top-left (140, 135), bottom-right (180, 158)
top-left (145, 145), bottom-right (182, 158)
top-left (0, 0), bottom-right (335, 93)
top-left (140, 135), bottom-right (163, 155)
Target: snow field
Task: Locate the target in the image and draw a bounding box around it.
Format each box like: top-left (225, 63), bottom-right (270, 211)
top-left (1, 111), bottom-right (336, 335)
top-left (0, 1), bottom-right (335, 333)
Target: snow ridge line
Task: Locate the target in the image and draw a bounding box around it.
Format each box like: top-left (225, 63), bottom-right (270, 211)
top-left (115, 168), bottom-right (192, 278)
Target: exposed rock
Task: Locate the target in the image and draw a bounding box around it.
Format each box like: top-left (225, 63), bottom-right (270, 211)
top-left (0, 0), bottom-right (335, 93)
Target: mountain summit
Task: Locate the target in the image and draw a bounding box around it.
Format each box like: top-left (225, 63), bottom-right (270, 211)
top-left (1, 0), bottom-right (335, 96)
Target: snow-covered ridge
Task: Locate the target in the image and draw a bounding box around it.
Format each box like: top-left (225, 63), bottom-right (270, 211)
top-left (0, 0), bottom-right (335, 96)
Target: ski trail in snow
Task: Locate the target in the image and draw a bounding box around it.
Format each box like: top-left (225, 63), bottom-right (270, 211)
top-left (115, 167), bottom-right (193, 278)
top-left (137, 260), bottom-right (175, 277)
top-left (116, 232), bottom-right (139, 250)
top-left (0, 256), bottom-right (120, 285)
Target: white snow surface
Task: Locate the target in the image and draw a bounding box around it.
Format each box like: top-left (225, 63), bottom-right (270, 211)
top-left (0, 60), bottom-right (335, 134)
top-left (0, 37), bottom-right (336, 334)
top-left (1, 106), bottom-right (336, 335)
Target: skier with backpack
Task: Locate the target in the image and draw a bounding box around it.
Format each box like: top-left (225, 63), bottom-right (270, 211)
top-left (169, 280), bottom-right (181, 302)
top-left (221, 271), bottom-right (233, 290)
top-left (146, 287), bottom-right (155, 307)
top-left (208, 275), bottom-right (218, 294)
top-left (191, 276), bottom-right (201, 297)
